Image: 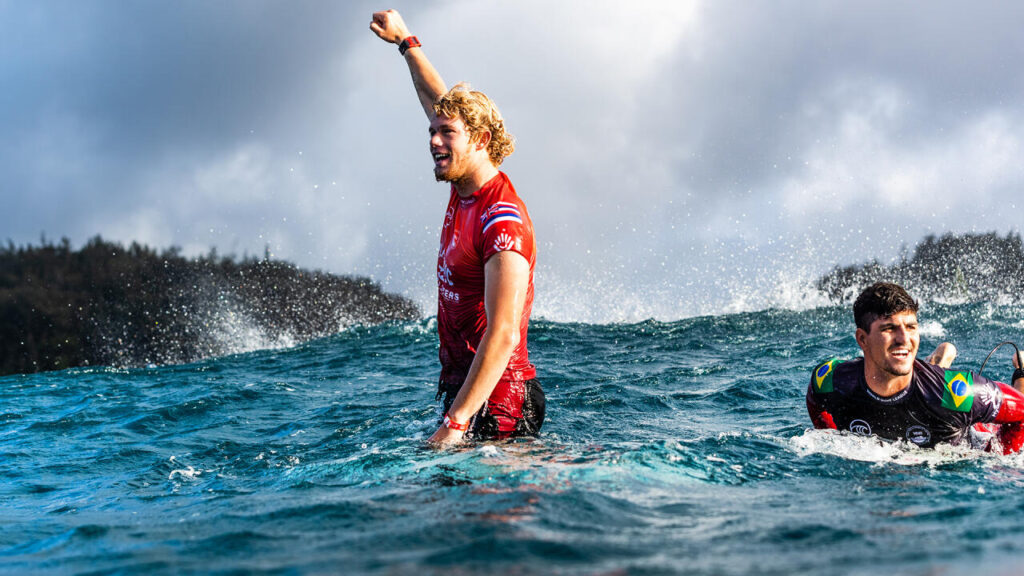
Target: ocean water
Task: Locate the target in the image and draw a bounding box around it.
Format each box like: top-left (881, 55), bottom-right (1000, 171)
top-left (4, 301), bottom-right (1024, 575)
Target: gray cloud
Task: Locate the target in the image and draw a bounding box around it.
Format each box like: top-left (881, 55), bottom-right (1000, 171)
top-left (3, 1), bottom-right (1023, 322)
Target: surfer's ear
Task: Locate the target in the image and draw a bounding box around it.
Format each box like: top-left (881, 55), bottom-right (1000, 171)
top-left (473, 130), bottom-right (491, 150)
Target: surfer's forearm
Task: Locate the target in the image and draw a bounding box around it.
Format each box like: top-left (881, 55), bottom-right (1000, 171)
top-left (925, 342), bottom-right (956, 368)
top-left (403, 49), bottom-right (447, 119)
top-left (1013, 351), bottom-right (1024, 393)
top-left (445, 253), bottom-right (529, 425)
top-left (426, 330), bottom-right (513, 445)
top-left (370, 9), bottom-right (447, 119)
top-left (445, 326), bottom-right (519, 425)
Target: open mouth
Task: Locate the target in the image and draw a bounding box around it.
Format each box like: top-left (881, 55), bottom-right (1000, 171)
top-left (433, 152), bottom-right (451, 166)
top-left (890, 349), bottom-right (911, 360)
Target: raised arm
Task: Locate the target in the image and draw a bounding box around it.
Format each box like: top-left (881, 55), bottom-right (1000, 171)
top-left (370, 10), bottom-right (448, 118)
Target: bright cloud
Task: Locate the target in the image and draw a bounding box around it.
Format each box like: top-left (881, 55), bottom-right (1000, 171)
top-left (3, 1), bottom-right (1023, 321)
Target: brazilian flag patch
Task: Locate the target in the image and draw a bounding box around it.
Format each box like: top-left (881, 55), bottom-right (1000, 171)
top-left (942, 370), bottom-right (974, 412)
top-left (813, 359), bottom-right (837, 393)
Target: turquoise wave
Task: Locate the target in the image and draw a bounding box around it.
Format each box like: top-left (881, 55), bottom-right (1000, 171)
top-left (2, 304), bottom-right (1024, 575)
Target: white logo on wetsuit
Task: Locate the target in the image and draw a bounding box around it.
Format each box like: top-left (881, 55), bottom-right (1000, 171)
top-left (493, 233), bottom-right (516, 252)
top-left (905, 425), bottom-right (931, 445)
top-left (438, 262), bottom-right (454, 287)
top-left (850, 419), bottom-right (872, 436)
top-left (976, 385), bottom-right (1000, 412)
top-left (440, 285), bottom-right (460, 302)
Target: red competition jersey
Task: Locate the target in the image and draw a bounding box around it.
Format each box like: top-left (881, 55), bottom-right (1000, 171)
top-left (436, 171), bottom-right (536, 387)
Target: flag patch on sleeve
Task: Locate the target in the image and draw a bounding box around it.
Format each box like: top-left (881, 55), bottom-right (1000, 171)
top-left (481, 202), bottom-right (522, 234)
top-left (942, 370), bottom-right (974, 412)
top-left (813, 359), bottom-right (837, 393)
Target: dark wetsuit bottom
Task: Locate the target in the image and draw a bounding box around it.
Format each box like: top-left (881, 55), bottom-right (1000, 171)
top-left (439, 379), bottom-right (545, 440)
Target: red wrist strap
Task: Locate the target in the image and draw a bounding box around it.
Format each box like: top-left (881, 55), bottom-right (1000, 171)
top-left (399, 36), bottom-right (421, 55)
top-left (443, 412), bottom-right (468, 431)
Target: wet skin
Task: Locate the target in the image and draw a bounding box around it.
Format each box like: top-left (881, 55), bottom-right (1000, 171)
top-left (856, 311), bottom-right (920, 396)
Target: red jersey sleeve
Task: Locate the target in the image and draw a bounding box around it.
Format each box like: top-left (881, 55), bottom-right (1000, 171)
top-left (479, 198), bottom-right (535, 264)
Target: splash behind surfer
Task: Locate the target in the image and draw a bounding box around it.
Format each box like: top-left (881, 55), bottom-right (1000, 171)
top-left (807, 282), bottom-right (1024, 453)
top-left (370, 9), bottom-right (544, 445)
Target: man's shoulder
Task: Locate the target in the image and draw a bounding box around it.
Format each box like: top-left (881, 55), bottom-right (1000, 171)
top-left (911, 359), bottom-right (964, 390)
top-left (477, 172), bottom-right (533, 239)
top-left (481, 172), bottom-right (521, 201)
top-left (810, 357), bottom-right (862, 375)
top-left (911, 360), bottom-right (991, 413)
top-left (809, 358), bottom-right (861, 394)
top-left (913, 358), bottom-right (944, 375)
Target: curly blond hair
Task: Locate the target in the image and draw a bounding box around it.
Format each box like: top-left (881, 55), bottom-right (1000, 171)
top-left (433, 83), bottom-right (515, 166)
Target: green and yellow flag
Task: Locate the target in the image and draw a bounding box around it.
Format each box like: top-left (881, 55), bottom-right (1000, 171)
top-left (942, 370), bottom-right (974, 412)
top-left (813, 359), bottom-right (837, 393)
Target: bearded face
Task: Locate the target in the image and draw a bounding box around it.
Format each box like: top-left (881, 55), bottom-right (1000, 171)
top-left (429, 115), bottom-right (479, 183)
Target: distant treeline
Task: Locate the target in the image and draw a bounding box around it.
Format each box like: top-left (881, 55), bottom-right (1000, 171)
top-left (817, 231), bottom-right (1024, 303)
top-left (0, 236), bottom-right (419, 375)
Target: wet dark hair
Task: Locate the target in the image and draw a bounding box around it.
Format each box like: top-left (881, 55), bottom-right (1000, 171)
top-left (853, 282), bottom-right (919, 332)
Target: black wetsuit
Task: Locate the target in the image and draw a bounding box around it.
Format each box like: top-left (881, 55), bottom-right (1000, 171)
top-left (806, 358), bottom-right (1004, 448)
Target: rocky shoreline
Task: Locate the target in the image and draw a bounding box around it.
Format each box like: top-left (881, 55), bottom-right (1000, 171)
top-left (0, 236), bottom-right (419, 375)
top-left (817, 231), bottom-right (1024, 304)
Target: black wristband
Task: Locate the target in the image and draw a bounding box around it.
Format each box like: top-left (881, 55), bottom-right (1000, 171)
top-left (1013, 368), bottom-right (1024, 382)
top-left (398, 36), bottom-right (421, 56)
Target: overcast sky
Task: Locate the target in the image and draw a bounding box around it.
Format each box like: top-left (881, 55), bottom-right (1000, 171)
top-left (3, 1), bottom-right (1023, 322)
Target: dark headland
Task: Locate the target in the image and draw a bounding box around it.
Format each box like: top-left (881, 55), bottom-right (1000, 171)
top-left (817, 231), bottom-right (1024, 304)
top-left (5, 231), bottom-right (1020, 375)
top-left (1, 236), bottom-right (419, 375)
